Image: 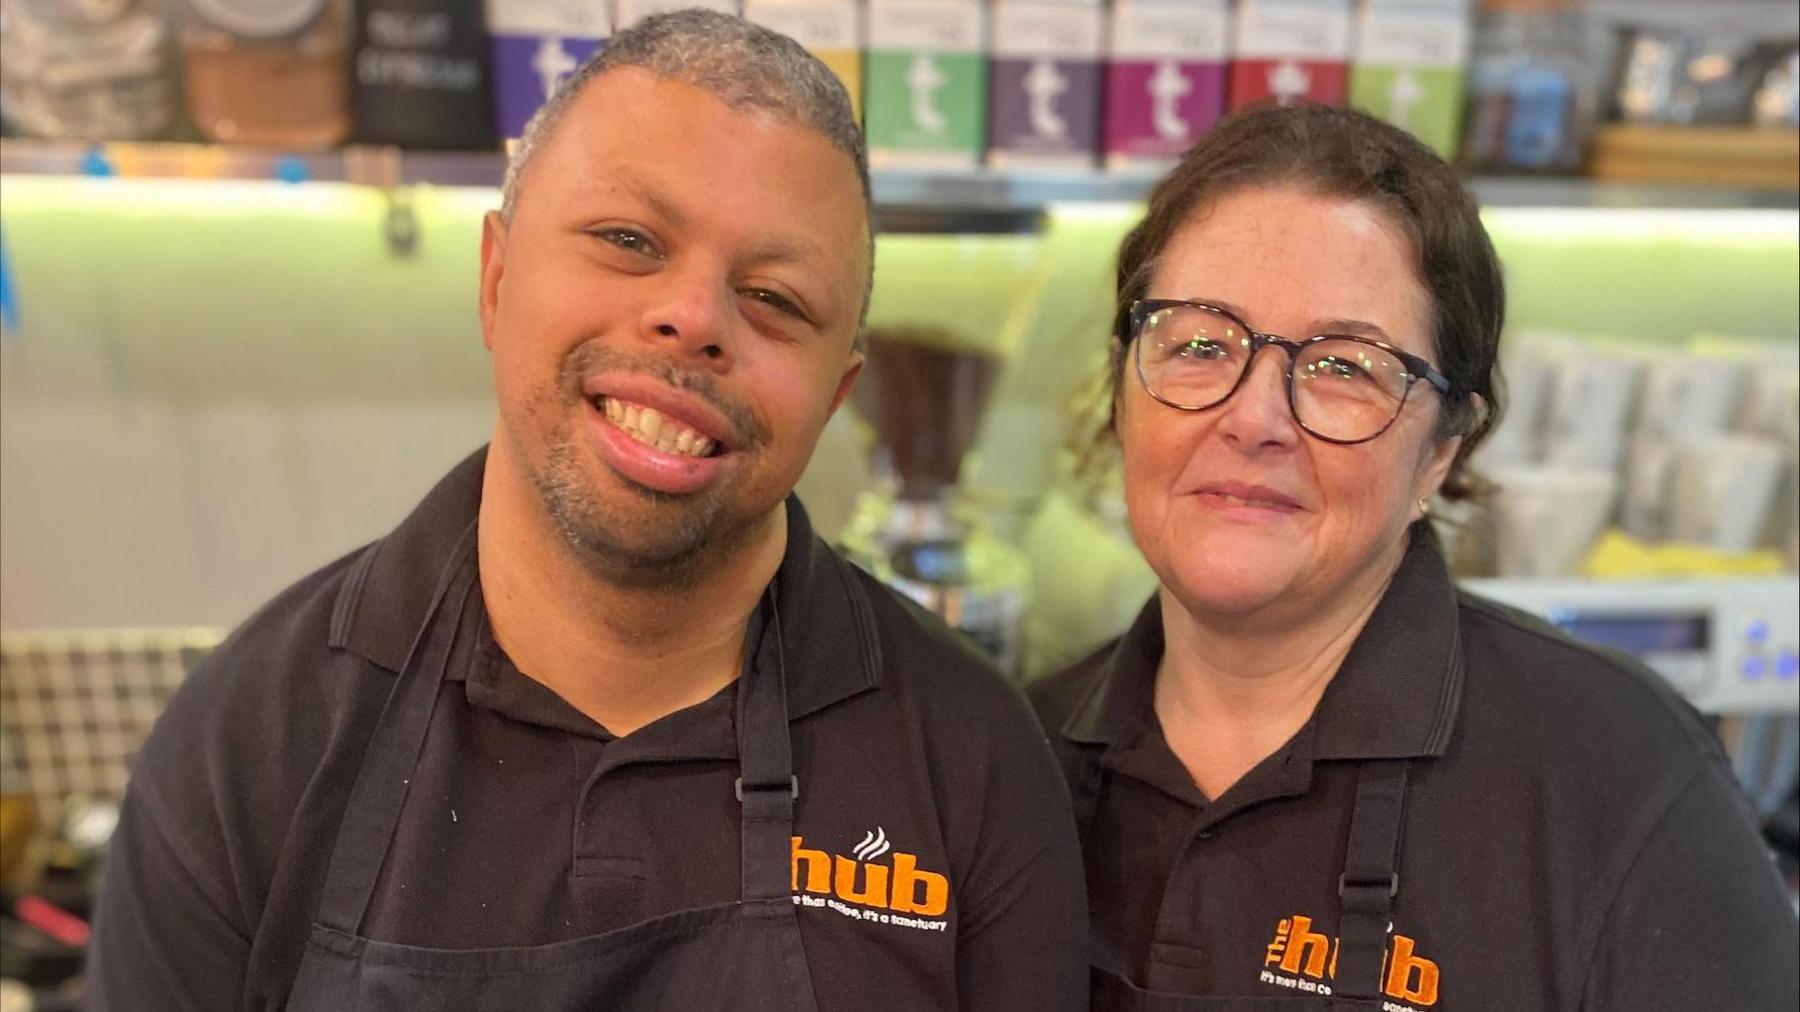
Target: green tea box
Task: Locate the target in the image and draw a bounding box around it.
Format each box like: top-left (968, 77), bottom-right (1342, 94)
top-left (1348, 0), bottom-right (1470, 156)
top-left (865, 0), bottom-right (987, 167)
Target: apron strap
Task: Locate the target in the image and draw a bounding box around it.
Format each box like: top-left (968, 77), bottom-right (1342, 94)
top-left (735, 595), bottom-right (798, 904)
top-left (315, 522), bottom-right (799, 925)
top-left (1333, 759), bottom-right (1411, 1001)
top-left (315, 522), bottom-right (480, 934)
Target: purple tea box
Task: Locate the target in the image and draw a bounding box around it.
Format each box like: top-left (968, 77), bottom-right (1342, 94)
top-left (987, 0), bottom-right (1106, 169)
top-left (1104, 0), bottom-right (1230, 170)
top-left (485, 0), bottom-right (611, 140)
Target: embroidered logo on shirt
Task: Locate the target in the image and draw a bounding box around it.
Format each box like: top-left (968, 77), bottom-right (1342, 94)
top-left (790, 829), bottom-right (950, 932)
top-left (1259, 914), bottom-right (1440, 1009)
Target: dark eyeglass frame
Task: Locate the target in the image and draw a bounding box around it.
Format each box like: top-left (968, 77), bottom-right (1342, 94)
top-left (1124, 297), bottom-right (1456, 446)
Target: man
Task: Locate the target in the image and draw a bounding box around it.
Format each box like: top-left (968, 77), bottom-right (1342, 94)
top-left (88, 12), bottom-right (1085, 1010)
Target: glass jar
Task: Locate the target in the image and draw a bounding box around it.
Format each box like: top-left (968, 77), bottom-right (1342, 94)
top-left (180, 0), bottom-right (351, 147)
top-left (0, 0), bottom-right (181, 140)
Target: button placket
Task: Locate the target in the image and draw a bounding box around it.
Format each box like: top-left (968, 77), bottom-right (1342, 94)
top-left (569, 757), bottom-right (650, 934)
top-left (1142, 813), bottom-right (1224, 993)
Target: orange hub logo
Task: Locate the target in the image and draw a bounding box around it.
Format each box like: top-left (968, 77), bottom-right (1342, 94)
top-left (790, 830), bottom-right (950, 917)
top-left (1261, 914), bottom-right (1440, 1006)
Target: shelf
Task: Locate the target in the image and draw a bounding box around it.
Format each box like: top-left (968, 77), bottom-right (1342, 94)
top-left (3, 139), bottom-right (1796, 213)
top-left (0, 140), bottom-right (502, 189)
top-left (1465, 175), bottom-right (1799, 211)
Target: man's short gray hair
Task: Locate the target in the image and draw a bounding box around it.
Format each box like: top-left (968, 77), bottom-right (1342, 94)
top-left (499, 9), bottom-right (870, 222)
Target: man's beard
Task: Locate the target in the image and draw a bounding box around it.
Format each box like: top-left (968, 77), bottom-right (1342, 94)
top-left (533, 437), bottom-right (767, 592)
top-left (527, 344), bottom-right (772, 593)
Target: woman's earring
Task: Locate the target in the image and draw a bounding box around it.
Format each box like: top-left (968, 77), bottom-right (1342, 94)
top-left (1418, 497), bottom-right (1432, 517)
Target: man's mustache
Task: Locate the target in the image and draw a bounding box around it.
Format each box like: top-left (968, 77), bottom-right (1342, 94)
top-left (559, 342), bottom-right (768, 451)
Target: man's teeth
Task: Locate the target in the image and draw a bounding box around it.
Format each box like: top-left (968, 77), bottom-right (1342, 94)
top-left (601, 398), bottom-right (715, 458)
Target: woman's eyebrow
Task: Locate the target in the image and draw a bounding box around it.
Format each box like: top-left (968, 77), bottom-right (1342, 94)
top-left (1309, 318), bottom-right (1394, 341)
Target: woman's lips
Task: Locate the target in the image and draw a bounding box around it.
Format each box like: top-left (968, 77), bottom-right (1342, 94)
top-left (1188, 481), bottom-right (1304, 518)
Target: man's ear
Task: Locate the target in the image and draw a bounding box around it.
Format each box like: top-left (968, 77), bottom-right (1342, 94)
top-left (829, 350), bottom-right (865, 416)
top-left (479, 210), bottom-right (507, 352)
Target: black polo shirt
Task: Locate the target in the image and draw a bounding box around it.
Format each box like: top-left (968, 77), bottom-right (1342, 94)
top-left (88, 449), bottom-right (1086, 1011)
top-left (1029, 533), bottom-right (1799, 1010)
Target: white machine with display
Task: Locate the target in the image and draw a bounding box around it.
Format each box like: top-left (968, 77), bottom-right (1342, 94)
top-left (1462, 577), bottom-right (1800, 715)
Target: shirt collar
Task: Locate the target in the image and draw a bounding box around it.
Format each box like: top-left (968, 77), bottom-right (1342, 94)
top-left (1059, 527), bottom-right (1465, 762)
top-left (1309, 529), bottom-right (1465, 760)
top-left (1061, 596), bottom-right (1162, 749)
top-left (328, 446), bottom-right (881, 722)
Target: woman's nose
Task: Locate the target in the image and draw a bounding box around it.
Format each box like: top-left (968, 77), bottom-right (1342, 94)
top-left (1214, 349), bottom-right (1301, 450)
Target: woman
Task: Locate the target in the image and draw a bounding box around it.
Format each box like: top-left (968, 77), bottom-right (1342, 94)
top-left (1030, 104), bottom-right (1798, 1010)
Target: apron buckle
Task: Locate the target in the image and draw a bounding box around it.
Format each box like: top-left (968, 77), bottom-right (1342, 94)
top-left (1337, 872), bottom-right (1399, 898)
top-left (735, 775), bottom-right (800, 802)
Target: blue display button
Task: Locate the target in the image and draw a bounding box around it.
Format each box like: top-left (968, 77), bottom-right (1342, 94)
top-left (1745, 618), bottom-right (1771, 644)
top-left (1777, 652), bottom-right (1799, 681)
top-left (274, 156), bottom-right (310, 185)
top-left (80, 146), bottom-right (115, 177)
top-left (1741, 655), bottom-right (1768, 681)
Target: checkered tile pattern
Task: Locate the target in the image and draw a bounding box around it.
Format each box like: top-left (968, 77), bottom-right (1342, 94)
top-left (0, 629), bottom-right (220, 804)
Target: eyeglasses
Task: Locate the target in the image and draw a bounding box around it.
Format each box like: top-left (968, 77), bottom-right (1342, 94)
top-left (1124, 298), bottom-right (1454, 445)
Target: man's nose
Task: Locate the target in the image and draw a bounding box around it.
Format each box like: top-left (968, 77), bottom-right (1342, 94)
top-left (639, 266), bottom-right (732, 369)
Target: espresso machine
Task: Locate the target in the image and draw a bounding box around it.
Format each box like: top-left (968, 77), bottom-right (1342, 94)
top-left (839, 327), bottom-right (1031, 675)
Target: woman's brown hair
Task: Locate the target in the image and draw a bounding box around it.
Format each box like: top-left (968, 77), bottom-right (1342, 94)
top-left (1107, 103), bottom-right (1506, 501)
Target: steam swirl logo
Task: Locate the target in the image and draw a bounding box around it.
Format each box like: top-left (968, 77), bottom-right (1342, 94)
top-left (852, 827), bottom-right (892, 862)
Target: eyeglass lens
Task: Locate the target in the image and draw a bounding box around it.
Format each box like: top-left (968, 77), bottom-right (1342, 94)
top-left (1137, 303), bottom-right (1418, 442)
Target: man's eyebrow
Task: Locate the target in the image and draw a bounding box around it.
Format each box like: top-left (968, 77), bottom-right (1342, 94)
top-left (745, 233), bottom-right (830, 267)
top-left (595, 169), bottom-right (853, 321)
top-left (605, 173), bottom-right (830, 267)
top-left (623, 177), bottom-right (689, 231)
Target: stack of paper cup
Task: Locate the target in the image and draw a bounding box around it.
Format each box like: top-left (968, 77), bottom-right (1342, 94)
top-left (1488, 465), bottom-right (1618, 577)
top-left (1734, 363), bottom-right (1800, 561)
top-left (1538, 345), bottom-right (1642, 472)
top-left (1621, 352), bottom-right (1747, 540)
top-left (1667, 434), bottom-right (1787, 553)
top-left (1471, 329), bottom-right (1563, 472)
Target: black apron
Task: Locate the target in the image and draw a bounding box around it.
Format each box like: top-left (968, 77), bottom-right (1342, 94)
top-left (287, 524), bottom-right (818, 1011)
top-left (1073, 751), bottom-right (1411, 1011)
